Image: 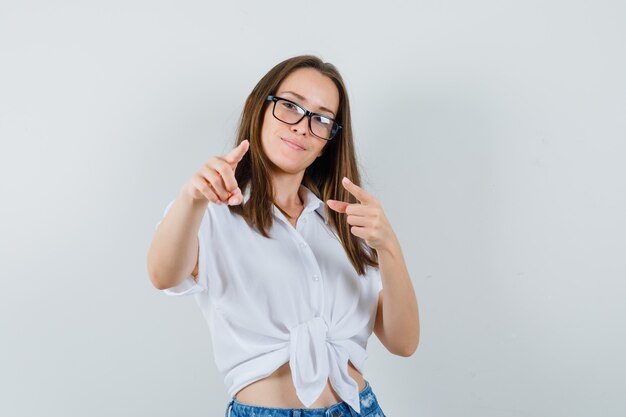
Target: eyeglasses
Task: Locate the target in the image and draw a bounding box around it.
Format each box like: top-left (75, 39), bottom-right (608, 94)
top-left (266, 95), bottom-right (342, 141)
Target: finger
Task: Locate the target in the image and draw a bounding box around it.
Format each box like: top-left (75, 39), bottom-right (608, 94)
top-left (344, 204), bottom-right (371, 216)
top-left (327, 200), bottom-right (370, 217)
top-left (200, 165), bottom-right (231, 202)
top-left (326, 199), bottom-right (349, 213)
top-left (350, 226), bottom-right (367, 240)
top-left (223, 139), bottom-right (250, 166)
top-left (346, 214), bottom-right (370, 227)
top-left (227, 187), bottom-right (243, 205)
top-left (341, 177), bottom-right (372, 205)
top-left (191, 174), bottom-right (222, 205)
top-left (213, 159), bottom-right (239, 194)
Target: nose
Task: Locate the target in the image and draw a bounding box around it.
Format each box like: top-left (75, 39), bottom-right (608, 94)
top-left (291, 116), bottom-right (309, 136)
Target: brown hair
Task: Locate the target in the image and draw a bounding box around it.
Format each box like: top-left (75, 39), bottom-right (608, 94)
top-left (229, 55), bottom-right (378, 275)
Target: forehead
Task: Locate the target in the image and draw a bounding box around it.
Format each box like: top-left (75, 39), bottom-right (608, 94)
top-left (276, 68), bottom-right (340, 115)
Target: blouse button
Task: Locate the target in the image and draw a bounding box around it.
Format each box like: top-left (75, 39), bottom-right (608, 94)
top-left (312, 275), bottom-right (320, 281)
top-left (300, 242), bottom-right (307, 248)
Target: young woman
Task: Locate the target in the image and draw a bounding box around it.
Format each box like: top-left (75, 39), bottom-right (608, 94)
top-left (148, 55), bottom-right (420, 417)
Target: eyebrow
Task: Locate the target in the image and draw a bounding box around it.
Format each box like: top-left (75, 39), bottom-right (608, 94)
top-left (279, 91), bottom-right (336, 118)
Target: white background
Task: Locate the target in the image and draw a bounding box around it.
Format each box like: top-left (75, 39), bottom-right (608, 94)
top-left (1, 1), bottom-right (625, 416)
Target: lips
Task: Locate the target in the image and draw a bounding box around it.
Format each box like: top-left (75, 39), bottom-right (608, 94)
top-left (281, 137), bottom-right (306, 150)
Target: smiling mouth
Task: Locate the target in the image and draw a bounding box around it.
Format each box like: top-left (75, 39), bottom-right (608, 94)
top-left (281, 138), bottom-right (305, 150)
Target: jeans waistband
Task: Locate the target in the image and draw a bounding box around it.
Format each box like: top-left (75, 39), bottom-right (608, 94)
top-left (226, 380), bottom-right (377, 417)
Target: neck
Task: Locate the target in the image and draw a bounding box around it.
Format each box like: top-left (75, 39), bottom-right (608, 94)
top-left (271, 171), bottom-right (305, 209)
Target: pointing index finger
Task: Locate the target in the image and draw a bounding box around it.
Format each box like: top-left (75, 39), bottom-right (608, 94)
top-left (342, 177), bottom-right (371, 204)
top-left (224, 140), bottom-right (250, 165)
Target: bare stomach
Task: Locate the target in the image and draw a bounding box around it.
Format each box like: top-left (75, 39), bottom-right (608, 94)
top-left (234, 360), bottom-right (365, 408)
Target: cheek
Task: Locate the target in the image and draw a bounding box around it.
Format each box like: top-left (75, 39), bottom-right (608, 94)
top-left (260, 116), bottom-right (274, 145)
top-left (261, 112), bottom-right (280, 140)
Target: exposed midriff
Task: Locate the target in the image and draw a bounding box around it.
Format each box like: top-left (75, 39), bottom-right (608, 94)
top-left (234, 360), bottom-right (366, 408)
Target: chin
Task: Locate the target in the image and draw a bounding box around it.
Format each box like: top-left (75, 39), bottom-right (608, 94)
top-left (273, 161), bottom-right (306, 175)
top-left (262, 136), bottom-right (311, 174)
top-left (267, 155), bottom-right (309, 175)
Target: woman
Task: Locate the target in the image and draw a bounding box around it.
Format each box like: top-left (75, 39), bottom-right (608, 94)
top-left (147, 55), bottom-right (420, 417)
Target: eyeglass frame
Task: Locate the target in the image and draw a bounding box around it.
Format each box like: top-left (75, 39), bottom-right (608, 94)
top-left (265, 95), bottom-right (342, 141)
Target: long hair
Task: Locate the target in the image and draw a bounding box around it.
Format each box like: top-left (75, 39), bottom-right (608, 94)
top-left (229, 55), bottom-right (378, 276)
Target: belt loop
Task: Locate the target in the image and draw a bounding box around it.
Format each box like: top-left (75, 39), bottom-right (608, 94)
top-left (225, 398), bottom-right (235, 417)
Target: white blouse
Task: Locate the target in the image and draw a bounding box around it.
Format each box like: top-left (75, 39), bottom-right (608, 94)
top-left (154, 183), bottom-right (382, 415)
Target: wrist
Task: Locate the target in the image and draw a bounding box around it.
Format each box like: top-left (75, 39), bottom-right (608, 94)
top-left (179, 183), bottom-right (210, 210)
top-left (377, 235), bottom-right (402, 258)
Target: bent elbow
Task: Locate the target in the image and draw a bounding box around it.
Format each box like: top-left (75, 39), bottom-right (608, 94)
top-left (394, 337), bottom-right (419, 357)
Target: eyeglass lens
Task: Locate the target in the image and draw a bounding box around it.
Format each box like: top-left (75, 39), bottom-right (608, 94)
top-left (274, 99), bottom-right (337, 139)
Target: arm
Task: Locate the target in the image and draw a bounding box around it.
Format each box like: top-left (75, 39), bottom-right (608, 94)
top-left (326, 177), bottom-right (420, 357)
top-left (147, 184), bottom-right (208, 290)
top-left (148, 140), bottom-right (250, 290)
top-left (373, 237), bottom-right (420, 357)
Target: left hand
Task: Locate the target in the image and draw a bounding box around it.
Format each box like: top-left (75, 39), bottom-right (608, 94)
top-left (326, 177), bottom-right (398, 252)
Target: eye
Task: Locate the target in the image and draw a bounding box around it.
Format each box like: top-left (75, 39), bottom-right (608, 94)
top-left (279, 101), bottom-right (300, 112)
top-left (313, 115), bottom-right (332, 126)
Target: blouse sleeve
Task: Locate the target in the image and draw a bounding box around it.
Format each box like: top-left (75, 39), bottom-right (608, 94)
top-left (375, 272), bottom-right (383, 293)
top-left (154, 199), bottom-right (210, 296)
top-left (367, 264), bottom-right (383, 293)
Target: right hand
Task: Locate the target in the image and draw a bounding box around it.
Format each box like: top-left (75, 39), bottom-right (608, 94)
top-left (183, 140), bottom-right (250, 205)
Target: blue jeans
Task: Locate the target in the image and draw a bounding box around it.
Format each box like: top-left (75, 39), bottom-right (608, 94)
top-left (224, 380), bottom-right (386, 417)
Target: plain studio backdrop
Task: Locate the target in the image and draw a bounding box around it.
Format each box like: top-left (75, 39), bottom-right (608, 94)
top-left (1, 1), bottom-right (624, 416)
